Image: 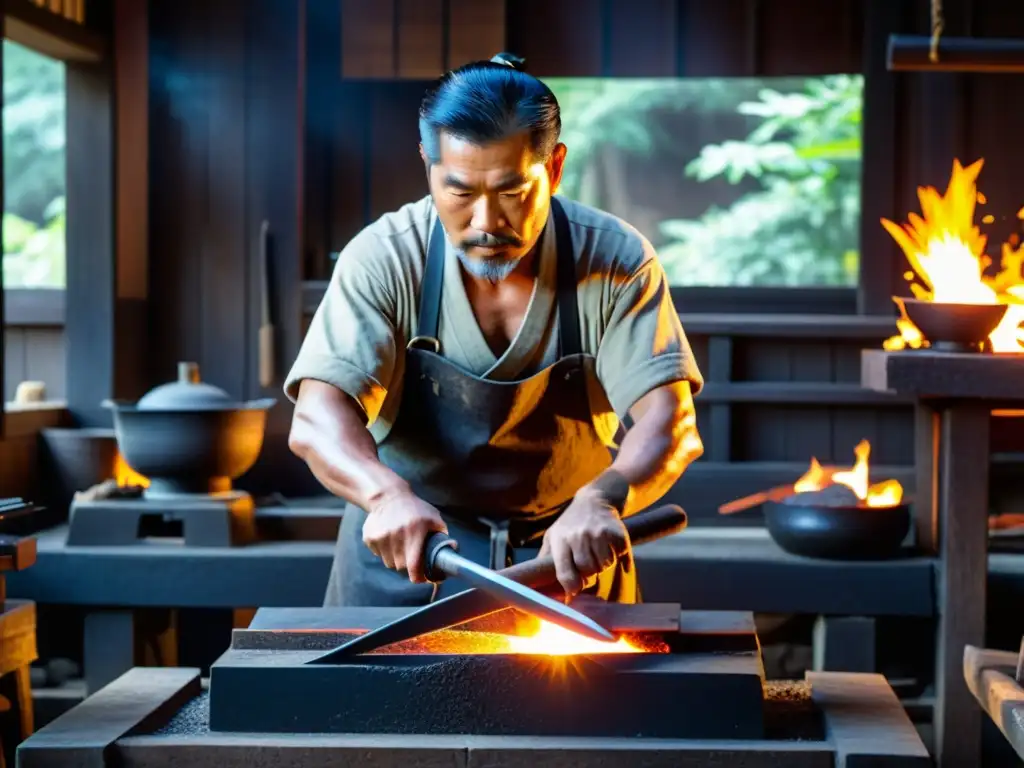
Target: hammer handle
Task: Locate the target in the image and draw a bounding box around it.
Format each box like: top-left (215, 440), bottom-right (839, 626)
top-left (498, 503), bottom-right (687, 589)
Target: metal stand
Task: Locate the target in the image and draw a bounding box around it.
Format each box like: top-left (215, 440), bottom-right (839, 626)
top-left (66, 491), bottom-right (257, 547)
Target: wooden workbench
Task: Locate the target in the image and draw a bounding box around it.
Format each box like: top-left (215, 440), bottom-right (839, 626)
top-left (7, 523), bottom-right (938, 693)
top-left (862, 348), bottom-right (1024, 768)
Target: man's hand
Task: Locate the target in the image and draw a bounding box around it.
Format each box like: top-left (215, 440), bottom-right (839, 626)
top-left (539, 488), bottom-right (630, 597)
top-left (362, 489), bottom-right (448, 584)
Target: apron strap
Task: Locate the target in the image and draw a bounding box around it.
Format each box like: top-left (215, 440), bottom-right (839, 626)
top-left (416, 219), bottom-right (447, 345)
top-left (550, 198), bottom-right (582, 358)
top-left (417, 198), bottom-right (581, 357)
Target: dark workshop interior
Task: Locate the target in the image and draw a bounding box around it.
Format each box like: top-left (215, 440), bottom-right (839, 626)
top-left (2, 0), bottom-right (1024, 765)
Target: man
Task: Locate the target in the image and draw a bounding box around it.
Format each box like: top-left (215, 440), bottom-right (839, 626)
top-left (286, 53), bottom-right (704, 608)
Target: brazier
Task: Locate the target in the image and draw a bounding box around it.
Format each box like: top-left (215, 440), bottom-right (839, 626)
top-left (208, 605), bottom-right (766, 739)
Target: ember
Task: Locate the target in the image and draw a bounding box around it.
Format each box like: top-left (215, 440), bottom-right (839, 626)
top-left (504, 618), bottom-right (644, 655)
top-left (881, 158), bottom-right (1024, 352)
top-left (364, 618), bottom-right (659, 656)
top-left (792, 439), bottom-right (903, 508)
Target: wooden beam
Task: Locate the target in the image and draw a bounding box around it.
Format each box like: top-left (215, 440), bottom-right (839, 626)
top-left (889, 35), bottom-right (1024, 73)
top-left (65, 0), bottom-right (148, 425)
top-left (303, 282), bottom-right (881, 333)
top-left (858, 1), bottom-right (902, 314)
top-left (4, 0), bottom-right (105, 62)
top-left (3, 290), bottom-right (64, 327)
top-left (64, 52), bottom-right (114, 426)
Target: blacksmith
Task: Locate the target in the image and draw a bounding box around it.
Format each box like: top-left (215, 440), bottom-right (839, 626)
top-left (285, 53), bottom-right (705, 608)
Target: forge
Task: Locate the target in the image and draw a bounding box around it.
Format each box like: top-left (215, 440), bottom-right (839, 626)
top-left (206, 604), bottom-right (766, 739)
top-left (17, 604), bottom-right (931, 768)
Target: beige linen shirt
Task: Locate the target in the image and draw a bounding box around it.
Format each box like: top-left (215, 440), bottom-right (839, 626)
top-left (285, 195), bottom-right (703, 446)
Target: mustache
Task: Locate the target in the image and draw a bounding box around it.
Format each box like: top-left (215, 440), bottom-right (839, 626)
top-left (460, 232), bottom-right (523, 249)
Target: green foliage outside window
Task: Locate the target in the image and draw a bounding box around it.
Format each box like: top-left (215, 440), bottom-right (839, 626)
top-left (545, 75), bottom-right (863, 287)
top-left (3, 40), bottom-right (66, 289)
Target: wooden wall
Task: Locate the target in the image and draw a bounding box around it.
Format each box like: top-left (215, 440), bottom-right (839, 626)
top-left (147, 0), bottom-right (310, 493)
top-left (143, 0), bottom-right (1024, 521)
top-left (304, 0), bottom-right (871, 278)
top-left (3, 326), bottom-right (65, 402)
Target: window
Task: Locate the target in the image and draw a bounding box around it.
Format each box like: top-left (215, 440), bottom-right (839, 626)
top-left (3, 40), bottom-right (66, 289)
top-left (544, 76), bottom-right (864, 288)
top-left (2, 39), bottom-right (67, 409)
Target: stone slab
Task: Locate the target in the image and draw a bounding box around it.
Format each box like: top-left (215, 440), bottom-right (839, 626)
top-left (208, 643), bottom-right (766, 739)
top-left (963, 644), bottom-right (1024, 761)
top-left (807, 671), bottom-right (930, 766)
top-left (17, 667), bottom-right (201, 768)
top-left (861, 348), bottom-right (1024, 401)
top-left (17, 665), bottom-right (934, 768)
top-left (113, 734), bottom-right (834, 768)
top-left (234, 606), bottom-right (752, 652)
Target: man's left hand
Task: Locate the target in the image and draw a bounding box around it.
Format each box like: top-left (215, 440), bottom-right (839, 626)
top-left (539, 487), bottom-right (631, 598)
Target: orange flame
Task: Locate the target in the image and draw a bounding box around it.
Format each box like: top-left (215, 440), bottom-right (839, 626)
top-left (113, 453), bottom-right (149, 488)
top-left (503, 619), bottom-right (641, 655)
top-left (793, 440), bottom-right (903, 508)
top-left (880, 158), bottom-right (1024, 353)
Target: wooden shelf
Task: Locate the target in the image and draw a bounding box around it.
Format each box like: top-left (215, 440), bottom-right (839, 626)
top-left (699, 382), bottom-right (912, 405)
top-left (4, 0), bottom-right (105, 62)
top-left (302, 281), bottom-right (898, 340)
top-left (680, 313), bottom-right (897, 339)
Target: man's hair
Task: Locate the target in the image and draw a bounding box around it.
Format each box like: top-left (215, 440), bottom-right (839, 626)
top-left (418, 53), bottom-right (561, 164)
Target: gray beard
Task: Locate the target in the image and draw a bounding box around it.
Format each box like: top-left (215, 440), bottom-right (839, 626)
top-left (456, 249), bottom-right (522, 282)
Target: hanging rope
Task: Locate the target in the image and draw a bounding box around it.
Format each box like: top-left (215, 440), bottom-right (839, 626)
top-left (930, 0), bottom-right (945, 63)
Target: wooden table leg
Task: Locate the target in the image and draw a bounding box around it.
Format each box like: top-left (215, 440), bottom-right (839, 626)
top-left (933, 402), bottom-right (990, 767)
top-left (914, 404), bottom-right (939, 554)
top-left (14, 666), bottom-right (32, 740)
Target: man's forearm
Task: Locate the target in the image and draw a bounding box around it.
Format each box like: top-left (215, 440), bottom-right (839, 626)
top-left (288, 380), bottom-right (411, 512)
top-left (583, 382), bottom-right (703, 516)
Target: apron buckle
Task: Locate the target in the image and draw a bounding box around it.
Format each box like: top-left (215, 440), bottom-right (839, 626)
top-left (407, 335), bottom-right (441, 354)
top-left (478, 517), bottom-right (512, 570)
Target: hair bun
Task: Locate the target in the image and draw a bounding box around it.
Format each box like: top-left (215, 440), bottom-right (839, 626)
top-left (490, 52), bottom-right (526, 71)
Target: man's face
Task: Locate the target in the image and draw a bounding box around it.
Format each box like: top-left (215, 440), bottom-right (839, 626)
top-left (423, 131), bottom-right (566, 281)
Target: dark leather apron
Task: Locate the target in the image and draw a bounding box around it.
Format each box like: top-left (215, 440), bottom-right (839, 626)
top-left (325, 198), bottom-right (638, 607)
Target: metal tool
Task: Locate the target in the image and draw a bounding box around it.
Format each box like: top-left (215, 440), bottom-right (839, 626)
top-left (420, 532), bottom-right (616, 642)
top-left (308, 503), bottom-right (687, 664)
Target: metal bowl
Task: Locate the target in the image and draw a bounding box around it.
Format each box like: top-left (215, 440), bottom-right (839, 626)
top-left (763, 499), bottom-right (912, 560)
top-left (895, 297), bottom-right (1007, 350)
top-left (103, 362), bottom-right (275, 498)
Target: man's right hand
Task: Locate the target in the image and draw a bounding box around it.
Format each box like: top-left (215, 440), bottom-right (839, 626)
top-left (362, 489), bottom-right (448, 583)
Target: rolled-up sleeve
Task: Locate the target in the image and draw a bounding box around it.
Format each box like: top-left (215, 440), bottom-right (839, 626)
top-left (284, 231), bottom-right (398, 426)
top-left (596, 237), bottom-right (704, 417)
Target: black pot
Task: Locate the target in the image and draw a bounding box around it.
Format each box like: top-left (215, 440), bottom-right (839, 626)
top-left (763, 499), bottom-right (912, 560)
top-left (104, 362), bottom-right (275, 498)
top-left (40, 427), bottom-right (118, 514)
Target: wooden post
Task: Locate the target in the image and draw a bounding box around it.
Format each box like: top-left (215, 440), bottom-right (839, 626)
top-left (932, 403), bottom-right (990, 767)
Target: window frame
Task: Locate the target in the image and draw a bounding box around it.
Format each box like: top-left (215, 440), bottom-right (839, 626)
top-left (1, 0), bottom-right (110, 437)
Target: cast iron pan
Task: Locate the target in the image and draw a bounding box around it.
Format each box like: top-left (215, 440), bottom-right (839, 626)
top-left (763, 498), bottom-right (912, 560)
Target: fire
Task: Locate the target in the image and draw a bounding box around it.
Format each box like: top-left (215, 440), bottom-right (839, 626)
top-left (113, 453), bottom-right (149, 488)
top-left (881, 158), bottom-right (1024, 353)
top-left (355, 617), bottom-right (651, 657)
top-left (503, 619), bottom-right (642, 656)
top-left (793, 440), bottom-right (903, 507)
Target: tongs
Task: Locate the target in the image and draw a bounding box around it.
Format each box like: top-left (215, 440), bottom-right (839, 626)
top-left (307, 503), bottom-right (688, 664)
